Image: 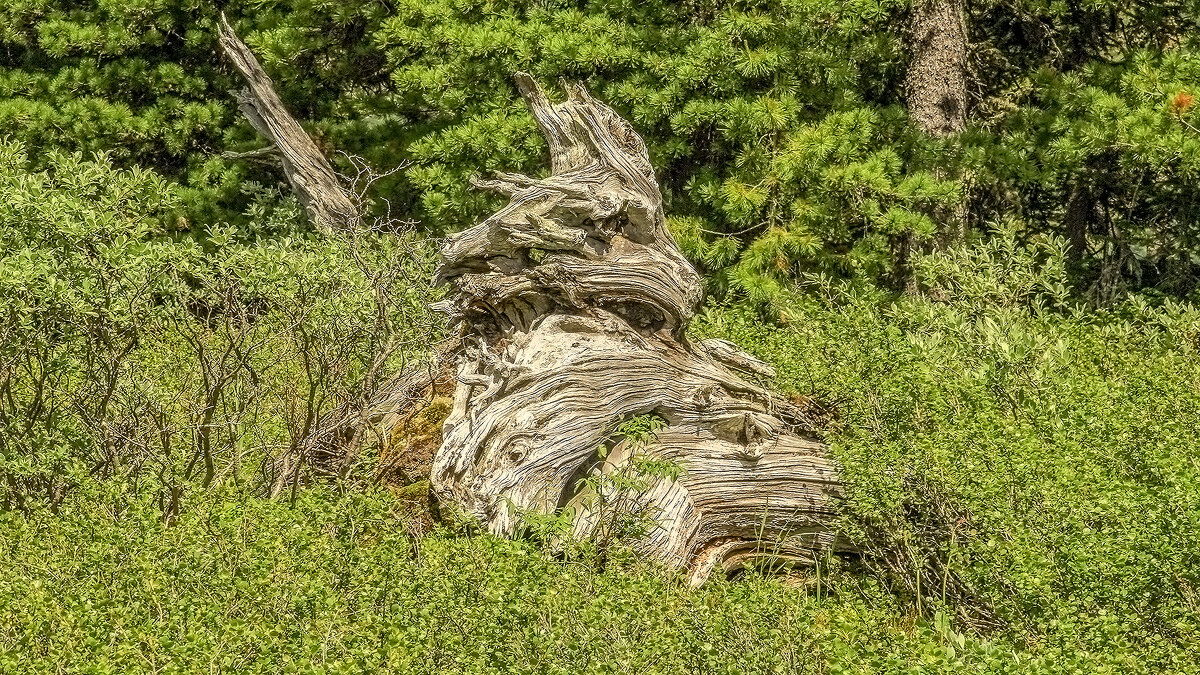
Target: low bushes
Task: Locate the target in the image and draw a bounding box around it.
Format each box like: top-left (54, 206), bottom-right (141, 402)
top-left (0, 488), bottom-right (1165, 674)
top-left (0, 142), bottom-right (437, 512)
top-left (2, 141), bottom-right (1198, 672)
top-left (697, 235), bottom-right (1200, 666)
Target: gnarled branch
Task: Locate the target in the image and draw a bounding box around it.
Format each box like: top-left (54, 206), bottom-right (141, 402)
top-left (217, 14), bottom-right (359, 230)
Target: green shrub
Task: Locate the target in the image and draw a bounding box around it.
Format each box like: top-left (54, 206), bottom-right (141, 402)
top-left (0, 141), bottom-right (437, 511)
top-left (696, 273), bottom-right (1200, 668)
top-left (0, 487), bottom-right (1172, 674)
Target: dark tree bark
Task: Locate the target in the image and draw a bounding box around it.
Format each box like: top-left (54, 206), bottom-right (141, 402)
top-left (902, 0), bottom-right (970, 261)
top-left (906, 0), bottom-right (968, 138)
top-left (1065, 181), bottom-right (1094, 270)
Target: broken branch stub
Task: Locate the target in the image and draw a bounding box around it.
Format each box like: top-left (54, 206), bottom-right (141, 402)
top-left (216, 14), bottom-right (359, 230)
top-left (431, 74), bottom-right (850, 584)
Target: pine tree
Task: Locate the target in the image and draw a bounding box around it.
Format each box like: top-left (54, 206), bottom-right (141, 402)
top-left (0, 1), bottom-right (390, 223)
top-left (1, 0), bottom-right (1197, 301)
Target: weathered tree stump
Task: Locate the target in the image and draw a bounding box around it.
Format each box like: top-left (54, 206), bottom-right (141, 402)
top-left (215, 17), bottom-right (849, 578)
top-left (431, 75), bottom-right (849, 584)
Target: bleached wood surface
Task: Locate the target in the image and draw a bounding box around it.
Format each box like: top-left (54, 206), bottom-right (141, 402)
top-left (431, 74), bottom-right (848, 583)
top-left (217, 14), bottom-right (359, 231)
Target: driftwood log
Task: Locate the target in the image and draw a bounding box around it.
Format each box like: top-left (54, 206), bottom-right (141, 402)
top-left (430, 75), bottom-right (848, 584)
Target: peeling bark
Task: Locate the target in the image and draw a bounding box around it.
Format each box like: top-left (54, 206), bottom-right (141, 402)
top-left (431, 75), bottom-right (850, 584)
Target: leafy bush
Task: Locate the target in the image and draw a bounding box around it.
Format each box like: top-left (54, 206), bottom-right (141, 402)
top-left (0, 141), bottom-right (437, 512)
top-left (3, 3), bottom-right (1200, 669)
top-left (0, 487), bottom-right (1175, 674)
top-left (697, 277), bottom-right (1200, 668)
top-left (3, 186), bottom-right (1195, 668)
top-left (518, 414), bottom-right (684, 558)
top-left (911, 225), bottom-right (1072, 312)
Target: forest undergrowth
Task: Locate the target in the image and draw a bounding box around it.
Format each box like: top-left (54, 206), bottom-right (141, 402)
top-left (2, 150), bottom-right (1198, 671)
top-left (3, 2), bottom-right (1200, 660)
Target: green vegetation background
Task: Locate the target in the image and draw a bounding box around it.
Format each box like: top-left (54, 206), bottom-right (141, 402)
top-left (2, 1), bottom-right (1200, 672)
top-left (3, 0), bottom-right (1198, 298)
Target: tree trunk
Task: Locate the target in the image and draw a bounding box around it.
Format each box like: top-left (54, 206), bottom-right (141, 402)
top-left (1065, 181), bottom-right (1093, 272)
top-left (430, 75), bottom-right (850, 585)
top-left (905, 0), bottom-right (968, 138)
top-left (903, 0), bottom-right (969, 262)
top-left (215, 21), bottom-right (852, 581)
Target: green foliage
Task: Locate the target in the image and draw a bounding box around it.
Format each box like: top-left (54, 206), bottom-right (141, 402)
top-left (0, 140), bottom-right (189, 507)
top-left (0, 486), bottom-right (1176, 674)
top-left (696, 262), bottom-right (1200, 668)
top-left (0, 141), bottom-right (437, 511)
top-left (3, 0), bottom-right (1199, 299)
top-left (2, 142), bottom-right (1198, 671)
top-left (374, 0), bottom-right (1200, 299)
top-left (967, 42), bottom-right (1200, 300)
top-left (0, 0), bottom-right (393, 222)
top-left (4, 3), bottom-right (1200, 670)
top-left (911, 224), bottom-right (1072, 312)
top-left (610, 414), bottom-right (666, 444)
top-left (578, 414), bottom-right (681, 546)
top-left (515, 413), bottom-right (681, 558)
top-left (374, 0), bottom-right (922, 293)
